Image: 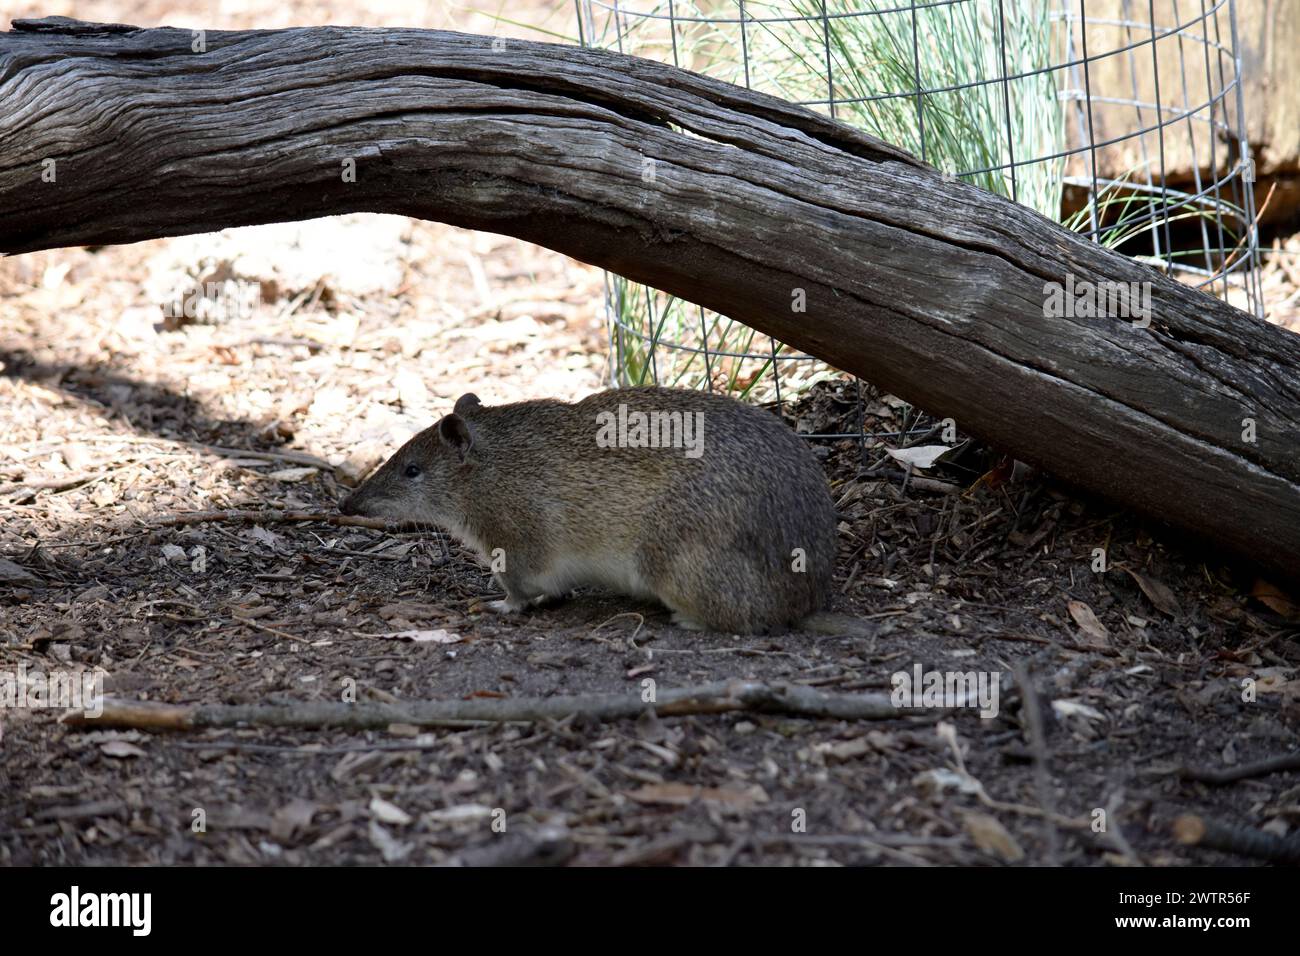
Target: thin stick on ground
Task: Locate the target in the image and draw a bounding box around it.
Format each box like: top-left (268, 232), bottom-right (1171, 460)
top-left (35, 510), bottom-right (447, 550)
top-left (1013, 661), bottom-right (1061, 864)
top-left (65, 680), bottom-right (917, 732)
top-left (41, 434), bottom-right (336, 471)
top-left (1179, 751), bottom-right (1300, 785)
top-left (182, 440), bottom-right (334, 470)
top-left (148, 509), bottom-right (430, 533)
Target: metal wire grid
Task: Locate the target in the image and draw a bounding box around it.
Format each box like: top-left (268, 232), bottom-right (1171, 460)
top-left (574, 0), bottom-right (1264, 443)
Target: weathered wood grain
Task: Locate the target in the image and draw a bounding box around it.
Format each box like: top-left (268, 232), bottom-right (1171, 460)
top-left (1, 17), bottom-right (1298, 583)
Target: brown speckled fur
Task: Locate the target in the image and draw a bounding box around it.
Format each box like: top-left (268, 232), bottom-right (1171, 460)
top-left (340, 387), bottom-right (837, 634)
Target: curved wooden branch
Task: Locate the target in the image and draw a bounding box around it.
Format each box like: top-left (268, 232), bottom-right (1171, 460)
top-left (2, 17), bottom-right (1298, 582)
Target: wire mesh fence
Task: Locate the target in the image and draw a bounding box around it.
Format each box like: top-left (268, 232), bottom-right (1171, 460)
top-left (573, 0), bottom-right (1264, 442)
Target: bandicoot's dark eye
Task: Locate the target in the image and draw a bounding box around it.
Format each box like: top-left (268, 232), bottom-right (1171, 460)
top-left (403, 463), bottom-right (422, 479)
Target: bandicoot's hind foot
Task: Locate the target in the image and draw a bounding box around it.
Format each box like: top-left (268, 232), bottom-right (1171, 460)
top-left (670, 610), bottom-right (707, 632)
top-left (651, 547), bottom-right (817, 635)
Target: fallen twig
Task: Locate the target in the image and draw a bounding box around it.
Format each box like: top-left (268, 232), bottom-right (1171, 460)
top-left (188, 442), bottom-right (333, 470)
top-left (236, 617), bottom-right (316, 645)
top-left (1172, 813), bottom-right (1300, 864)
top-left (0, 472), bottom-right (105, 496)
top-left (752, 833), bottom-right (940, 866)
top-left (170, 740), bottom-right (446, 755)
top-left (981, 631), bottom-right (1123, 658)
top-left (23, 434), bottom-right (334, 470)
top-left (588, 612), bottom-right (646, 647)
top-left (65, 680), bottom-right (915, 732)
top-left (1179, 751), bottom-right (1300, 785)
top-left (33, 799), bottom-right (127, 823)
top-left (756, 832), bottom-right (963, 850)
top-left (442, 827), bottom-right (575, 867)
top-left (148, 509), bottom-right (426, 533)
top-left (1013, 661), bottom-right (1060, 864)
top-left (0, 461), bottom-right (154, 498)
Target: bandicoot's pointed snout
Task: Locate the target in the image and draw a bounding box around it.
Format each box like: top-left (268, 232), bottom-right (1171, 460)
top-left (338, 492), bottom-right (360, 516)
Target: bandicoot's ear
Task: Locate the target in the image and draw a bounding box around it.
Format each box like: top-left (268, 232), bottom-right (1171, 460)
top-left (438, 413), bottom-right (473, 459)
top-left (454, 393), bottom-right (481, 416)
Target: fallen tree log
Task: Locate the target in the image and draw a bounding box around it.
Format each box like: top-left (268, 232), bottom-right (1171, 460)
top-left (2, 17), bottom-right (1298, 583)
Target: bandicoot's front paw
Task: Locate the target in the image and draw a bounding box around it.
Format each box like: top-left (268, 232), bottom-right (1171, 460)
top-left (486, 598), bottom-right (526, 614)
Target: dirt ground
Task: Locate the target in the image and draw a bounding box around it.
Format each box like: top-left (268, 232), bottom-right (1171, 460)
top-left (2, 205), bottom-right (1299, 866)
top-left (2, 1), bottom-right (1300, 868)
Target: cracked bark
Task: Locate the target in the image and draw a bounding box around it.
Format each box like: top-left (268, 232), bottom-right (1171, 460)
top-left (2, 17), bottom-right (1298, 583)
